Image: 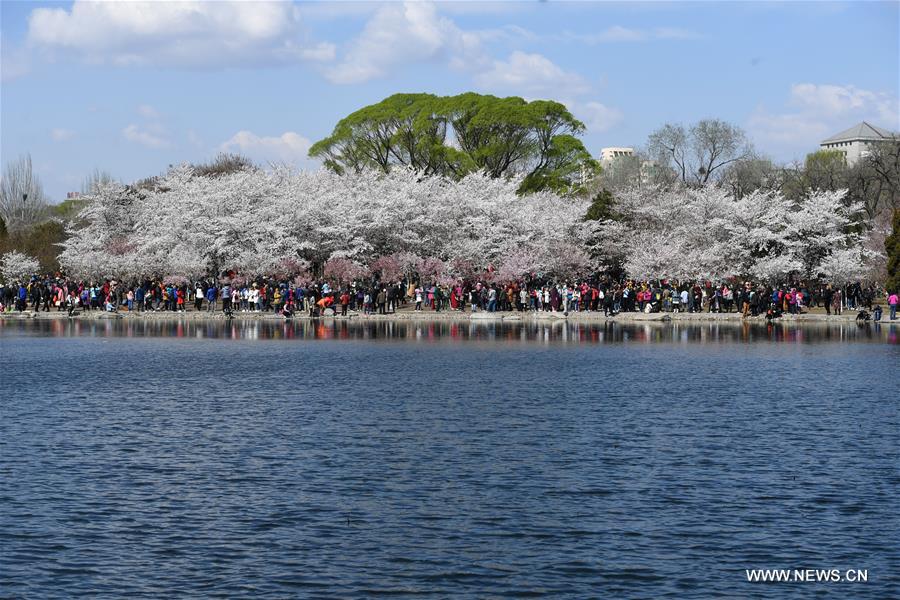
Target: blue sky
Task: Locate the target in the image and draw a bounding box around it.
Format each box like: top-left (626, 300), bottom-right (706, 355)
top-left (2, 0), bottom-right (898, 202)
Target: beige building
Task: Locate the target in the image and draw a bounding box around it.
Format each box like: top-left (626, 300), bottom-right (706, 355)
top-left (819, 122), bottom-right (895, 166)
top-left (599, 147), bottom-right (635, 164)
top-left (598, 147), bottom-right (665, 187)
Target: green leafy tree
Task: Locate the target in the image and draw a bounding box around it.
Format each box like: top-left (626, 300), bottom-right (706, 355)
top-left (52, 198), bottom-right (90, 220)
top-left (310, 92), bottom-right (598, 195)
top-left (804, 150), bottom-right (848, 191)
top-left (3, 220), bottom-right (66, 273)
top-left (0, 219), bottom-right (65, 273)
top-left (886, 209), bottom-right (900, 293)
top-left (583, 189), bottom-right (619, 221)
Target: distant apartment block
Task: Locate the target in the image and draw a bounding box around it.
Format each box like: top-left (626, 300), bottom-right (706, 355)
top-left (819, 121), bottom-right (896, 166)
top-left (598, 146), bottom-right (665, 187)
top-left (66, 192), bottom-right (81, 199)
top-left (599, 147), bottom-right (635, 164)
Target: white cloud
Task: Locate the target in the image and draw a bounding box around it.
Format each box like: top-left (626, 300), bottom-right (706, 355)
top-left (26, 1), bottom-right (334, 68)
top-left (123, 124), bottom-right (170, 149)
top-left (473, 52), bottom-right (622, 134)
top-left (51, 128), bottom-right (75, 141)
top-left (325, 1), bottom-right (487, 84)
top-left (747, 112), bottom-right (831, 147)
top-left (586, 26), bottom-right (647, 43)
top-left (322, 3), bottom-right (623, 128)
top-left (535, 26), bottom-right (702, 45)
top-left (789, 83), bottom-right (898, 124)
top-left (137, 104), bottom-right (159, 119)
top-left (747, 83), bottom-right (899, 159)
top-left (455, 23), bottom-right (700, 47)
top-left (577, 101), bottom-right (624, 133)
top-left (654, 27), bottom-right (700, 40)
top-left (475, 51), bottom-right (590, 97)
top-left (435, 2), bottom-right (530, 16)
top-left (298, 2), bottom-right (382, 22)
top-left (219, 131), bottom-right (313, 165)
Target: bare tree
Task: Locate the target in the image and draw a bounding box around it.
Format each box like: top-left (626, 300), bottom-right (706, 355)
top-left (81, 168), bottom-right (117, 195)
top-left (721, 156), bottom-right (783, 199)
top-left (0, 154), bottom-right (48, 230)
top-left (859, 137), bottom-right (900, 215)
top-left (190, 153), bottom-right (255, 178)
top-left (648, 119), bottom-right (753, 186)
top-left (647, 124), bottom-right (689, 184)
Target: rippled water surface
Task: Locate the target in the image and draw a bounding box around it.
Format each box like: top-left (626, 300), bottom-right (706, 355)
top-left (2, 320), bottom-right (898, 598)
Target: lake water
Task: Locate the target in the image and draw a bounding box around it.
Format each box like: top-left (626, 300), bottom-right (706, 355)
top-left (1, 319), bottom-right (898, 598)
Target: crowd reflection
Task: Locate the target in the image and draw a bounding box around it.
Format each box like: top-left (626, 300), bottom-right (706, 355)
top-left (2, 317), bottom-right (897, 345)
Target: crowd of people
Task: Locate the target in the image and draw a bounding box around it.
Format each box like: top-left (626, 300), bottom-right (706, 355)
top-left (2, 274), bottom-right (897, 321)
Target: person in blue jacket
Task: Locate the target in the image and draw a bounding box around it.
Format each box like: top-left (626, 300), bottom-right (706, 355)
top-left (135, 285), bottom-right (145, 312)
top-left (220, 283), bottom-right (232, 313)
top-left (206, 284), bottom-right (217, 312)
top-left (18, 283), bottom-right (27, 311)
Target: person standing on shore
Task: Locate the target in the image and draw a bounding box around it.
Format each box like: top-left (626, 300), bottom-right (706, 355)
top-left (889, 291), bottom-right (898, 320)
top-left (221, 282), bottom-right (232, 313)
top-left (249, 284), bottom-right (256, 311)
top-left (195, 283), bottom-right (204, 312)
top-left (206, 284), bottom-right (217, 312)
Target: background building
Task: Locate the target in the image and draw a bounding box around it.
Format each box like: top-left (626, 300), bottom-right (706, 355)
top-left (819, 122), bottom-right (896, 166)
top-left (599, 147), bottom-right (635, 165)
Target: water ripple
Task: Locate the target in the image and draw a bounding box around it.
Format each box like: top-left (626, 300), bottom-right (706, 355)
top-left (1, 322), bottom-right (898, 598)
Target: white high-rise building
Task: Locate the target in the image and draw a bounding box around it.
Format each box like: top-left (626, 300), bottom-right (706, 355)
top-left (599, 147), bottom-right (635, 164)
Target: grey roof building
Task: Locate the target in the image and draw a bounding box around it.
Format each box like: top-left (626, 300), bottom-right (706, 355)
top-left (819, 121), bottom-right (896, 165)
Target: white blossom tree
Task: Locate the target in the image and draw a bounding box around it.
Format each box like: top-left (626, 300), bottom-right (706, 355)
top-left (59, 163), bottom-right (871, 285)
top-left (593, 184), bottom-right (871, 282)
top-left (60, 166), bottom-right (596, 282)
top-left (1, 250), bottom-right (40, 282)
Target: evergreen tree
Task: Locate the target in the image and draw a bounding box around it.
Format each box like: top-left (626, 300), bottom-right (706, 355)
top-left (886, 209), bottom-right (900, 293)
top-left (310, 93), bottom-right (598, 195)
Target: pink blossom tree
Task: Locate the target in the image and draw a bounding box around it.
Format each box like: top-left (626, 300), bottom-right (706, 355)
top-left (323, 257), bottom-right (367, 285)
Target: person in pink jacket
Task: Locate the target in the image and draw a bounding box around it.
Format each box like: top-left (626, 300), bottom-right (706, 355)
top-left (888, 291), bottom-right (899, 320)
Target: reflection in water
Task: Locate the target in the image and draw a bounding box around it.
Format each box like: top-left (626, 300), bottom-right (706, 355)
top-left (2, 315), bottom-right (898, 599)
top-left (2, 317), bottom-right (897, 344)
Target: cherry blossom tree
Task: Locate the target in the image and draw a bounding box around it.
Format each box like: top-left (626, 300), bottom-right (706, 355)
top-left (594, 184), bottom-right (872, 282)
top-left (415, 256), bottom-right (446, 282)
top-left (61, 164), bottom-right (873, 286)
top-left (1, 250), bottom-right (40, 282)
top-left (61, 165), bottom-right (596, 282)
top-left (323, 257), bottom-right (367, 285)
top-left (370, 254), bottom-right (402, 283)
